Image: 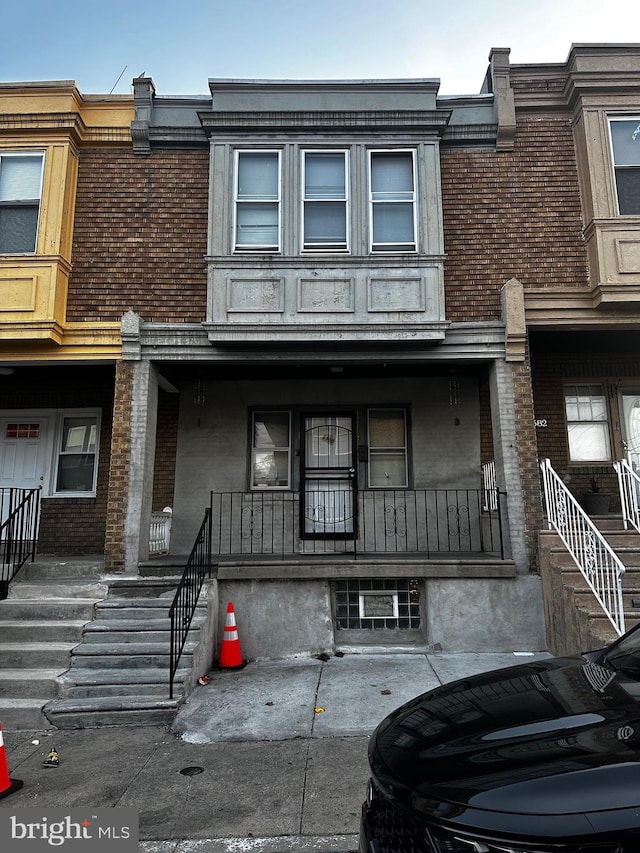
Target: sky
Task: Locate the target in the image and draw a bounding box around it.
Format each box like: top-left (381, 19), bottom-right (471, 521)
top-left (2, 0), bottom-right (639, 97)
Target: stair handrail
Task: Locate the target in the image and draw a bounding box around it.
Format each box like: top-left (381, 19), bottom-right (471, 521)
top-left (614, 458), bottom-right (640, 535)
top-left (540, 458), bottom-right (626, 637)
top-left (168, 505), bottom-right (214, 699)
top-left (0, 486), bottom-right (41, 599)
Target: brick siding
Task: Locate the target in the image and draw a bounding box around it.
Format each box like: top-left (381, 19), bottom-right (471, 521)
top-left (104, 362), bottom-right (133, 571)
top-left (68, 149), bottom-right (209, 323)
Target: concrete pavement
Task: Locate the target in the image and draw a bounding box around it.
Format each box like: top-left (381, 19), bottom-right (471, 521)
top-left (0, 651), bottom-right (550, 852)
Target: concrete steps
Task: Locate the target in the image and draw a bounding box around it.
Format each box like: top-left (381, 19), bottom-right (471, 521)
top-left (0, 556), bottom-right (106, 730)
top-left (540, 519), bottom-right (640, 654)
top-left (43, 574), bottom-right (211, 729)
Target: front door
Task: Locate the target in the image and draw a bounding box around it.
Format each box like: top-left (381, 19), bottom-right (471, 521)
top-left (301, 414), bottom-right (356, 536)
top-left (0, 417), bottom-right (49, 535)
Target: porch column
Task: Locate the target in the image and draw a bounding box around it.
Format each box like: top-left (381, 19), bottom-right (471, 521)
top-left (488, 358), bottom-right (530, 574)
top-left (122, 359), bottom-right (159, 572)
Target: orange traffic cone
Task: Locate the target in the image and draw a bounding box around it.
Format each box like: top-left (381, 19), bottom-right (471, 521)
top-left (218, 602), bottom-right (245, 669)
top-left (0, 724), bottom-right (23, 800)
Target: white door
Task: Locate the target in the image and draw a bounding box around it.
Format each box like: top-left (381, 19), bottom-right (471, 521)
top-left (0, 417), bottom-right (48, 535)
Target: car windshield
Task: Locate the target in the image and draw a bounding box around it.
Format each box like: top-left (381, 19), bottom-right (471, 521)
top-left (601, 626), bottom-right (640, 677)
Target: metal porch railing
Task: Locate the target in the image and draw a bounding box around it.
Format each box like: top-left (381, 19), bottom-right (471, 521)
top-left (540, 458), bottom-right (625, 636)
top-left (0, 487), bottom-right (41, 599)
top-left (614, 458), bottom-right (640, 534)
top-left (209, 487), bottom-right (504, 559)
top-left (168, 505), bottom-right (214, 699)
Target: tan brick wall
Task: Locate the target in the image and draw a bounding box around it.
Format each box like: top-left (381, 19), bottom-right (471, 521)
top-left (104, 362), bottom-right (133, 571)
top-left (68, 149), bottom-right (209, 323)
top-left (441, 116), bottom-right (587, 320)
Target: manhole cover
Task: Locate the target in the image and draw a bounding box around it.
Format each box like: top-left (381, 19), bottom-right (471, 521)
top-left (179, 766), bottom-right (204, 776)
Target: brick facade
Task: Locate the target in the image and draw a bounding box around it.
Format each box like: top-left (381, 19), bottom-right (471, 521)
top-left (104, 361), bottom-right (134, 571)
top-left (68, 149), bottom-right (209, 323)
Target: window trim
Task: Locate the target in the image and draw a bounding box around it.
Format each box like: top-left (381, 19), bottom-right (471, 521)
top-left (608, 116), bottom-right (640, 217)
top-left (301, 149), bottom-right (350, 253)
top-left (563, 383), bottom-right (613, 464)
top-left (250, 409), bottom-right (292, 490)
top-left (368, 149), bottom-right (418, 253)
top-left (52, 410), bottom-right (101, 497)
top-left (233, 149), bottom-right (282, 253)
top-left (0, 150), bottom-right (45, 255)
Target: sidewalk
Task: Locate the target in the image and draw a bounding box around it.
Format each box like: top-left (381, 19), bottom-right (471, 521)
top-left (0, 651), bottom-right (549, 852)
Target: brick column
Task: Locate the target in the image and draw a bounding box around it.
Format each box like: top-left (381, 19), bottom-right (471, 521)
top-left (105, 361), bottom-right (134, 572)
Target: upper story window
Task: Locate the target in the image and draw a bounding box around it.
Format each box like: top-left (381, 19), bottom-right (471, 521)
top-left (302, 151), bottom-right (348, 252)
top-left (369, 151), bottom-right (417, 252)
top-left (0, 152), bottom-right (44, 254)
top-left (234, 151), bottom-right (281, 251)
top-left (609, 118), bottom-right (640, 215)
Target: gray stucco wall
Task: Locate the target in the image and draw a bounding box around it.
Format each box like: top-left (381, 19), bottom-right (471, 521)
top-left (171, 374), bottom-right (480, 553)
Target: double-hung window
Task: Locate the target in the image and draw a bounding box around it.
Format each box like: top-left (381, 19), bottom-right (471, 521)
top-left (564, 384), bottom-right (612, 462)
top-left (610, 118), bottom-right (640, 215)
top-left (251, 411), bottom-right (291, 488)
top-left (369, 151), bottom-right (416, 252)
top-left (367, 409), bottom-right (408, 487)
top-left (55, 415), bottom-right (99, 493)
top-left (234, 151), bottom-right (280, 251)
top-left (302, 151), bottom-right (348, 251)
top-left (0, 152), bottom-right (44, 254)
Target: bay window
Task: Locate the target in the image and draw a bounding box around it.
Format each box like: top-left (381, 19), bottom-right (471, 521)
top-left (0, 152), bottom-right (44, 254)
top-left (369, 151), bottom-right (416, 252)
top-left (235, 151), bottom-right (280, 251)
top-left (610, 118), bottom-right (640, 215)
top-left (302, 151), bottom-right (348, 251)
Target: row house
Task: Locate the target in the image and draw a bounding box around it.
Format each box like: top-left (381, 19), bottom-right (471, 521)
top-left (3, 45), bottom-right (639, 678)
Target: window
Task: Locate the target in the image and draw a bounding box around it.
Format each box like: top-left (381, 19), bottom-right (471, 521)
top-left (0, 152), bottom-right (44, 254)
top-left (302, 151), bottom-right (348, 251)
top-left (234, 151), bottom-right (280, 251)
top-left (610, 118), bottom-right (640, 215)
top-left (251, 411), bottom-right (291, 488)
top-left (369, 151), bottom-right (416, 252)
top-left (564, 384), bottom-right (612, 462)
top-left (368, 409), bottom-right (408, 487)
top-left (55, 415), bottom-right (98, 493)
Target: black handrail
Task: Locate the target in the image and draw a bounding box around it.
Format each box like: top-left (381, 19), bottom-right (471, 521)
top-left (168, 506), bottom-right (213, 699)
top-left (0, 487), bottom-right (41, 600)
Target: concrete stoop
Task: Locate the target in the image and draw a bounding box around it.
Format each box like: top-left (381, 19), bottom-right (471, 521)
top-left (0, 556), bottom-right (107, 730)
top-left (539, 519), bottom-right (640, 656)
top-left (43, 575), bottom-right (209, 729)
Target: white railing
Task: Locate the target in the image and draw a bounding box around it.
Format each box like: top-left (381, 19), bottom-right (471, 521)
top-left (482, 460), bottom-right (498, 511)
top-left (540, 458), bottom-right (626, 637)
top-left (149, 507), bottom-right (172, 555)
top-left (614, 458), bottom-right (640, 534)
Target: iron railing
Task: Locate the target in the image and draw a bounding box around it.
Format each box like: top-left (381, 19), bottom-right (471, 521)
top-left (168, 506), bottom-right (213, 699)
top-left (540, 458), bottom-right (625, 636)
top-left (209, 488), bottom-right (504, 559)
top-left (0, 487), bottom-right (41, 599)
top-left (614, 458), bottom-right (640, 534)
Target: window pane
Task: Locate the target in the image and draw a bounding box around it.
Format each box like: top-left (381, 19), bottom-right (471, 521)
top-left (369, 453), bottom-right (407, 487)
top-left (610, 120), bottom-right (640, 167)
top-left (567, 424), bottom-right (611, 462)
top-left (304, 202), bottom-right (346, 245)
top-left (254, 413), bottom-right (290, 448)
top-left (237, 153), bottom-right (278, 199)
top-left (0, 155), bottom-right (42, 201)
top-left (616, 168), bottom-right (640, 215)
top-left (236, 203), bottom-right (278, 246)
top-left (56, 455), bottom-right (96, 491)
top-left (305, 153), bottom-right (345, 199)
top-left (373, 203), bottom-right (414, 244)
top-left (252, 450), bottom-right (289, 487)
top-left (369, 410), bottom-right (405, 447)
top-left (371, 153), bottom-right (413, 198)
top-left (61, 418), bottom-right (97, 453)
top-left (0, 206), bottom-right (39, 253)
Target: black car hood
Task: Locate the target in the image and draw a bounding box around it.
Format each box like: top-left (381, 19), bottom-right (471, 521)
top-left (371, 656), bottom-right (640, 816)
